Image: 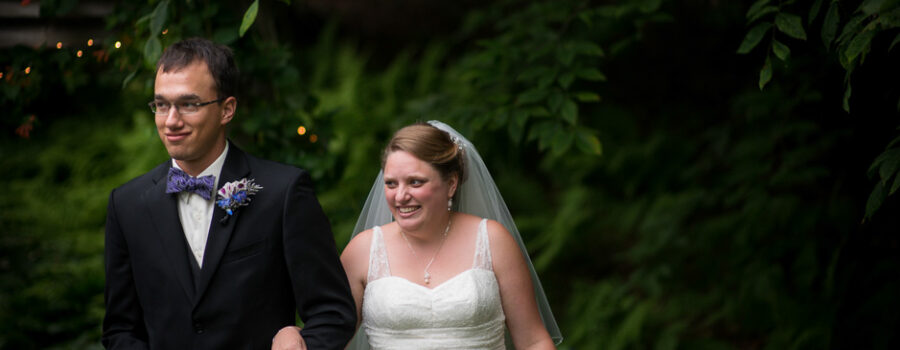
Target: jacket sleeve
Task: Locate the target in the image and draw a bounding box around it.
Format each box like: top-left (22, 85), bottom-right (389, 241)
top-left (283, 170), bottom-right (358, 349)
top-left (101, 190), bottom-right (150, 349)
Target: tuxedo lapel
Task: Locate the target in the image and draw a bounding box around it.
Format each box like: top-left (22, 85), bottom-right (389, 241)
top-left (194, 145), bottom-right (251, 303)
top-left (144, 164), bottom-right (196, 302)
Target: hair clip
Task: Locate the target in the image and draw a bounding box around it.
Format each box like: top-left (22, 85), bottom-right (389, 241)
top-left (450, 135), bottom-right (464, 151)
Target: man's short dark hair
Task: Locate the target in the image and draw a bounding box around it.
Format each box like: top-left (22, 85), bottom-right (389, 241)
top-left (156, 38), bottom-right (238, 99)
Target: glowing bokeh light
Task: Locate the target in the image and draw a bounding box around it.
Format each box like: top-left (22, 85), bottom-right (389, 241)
top-left (114, 41), bottom-right (122, 49)
top-left (24, 67), bottom-right (31, 74)
top-left (56, 42), bottom-right (63, 49)
top-left (297, 126), bottom-right (307, 135)
top-left (76, 50), bottom-right (83, 57)
top-left (162, 29), bottom-right (168, 35)
top-left (87, 39), bottom-right (94, 46)
top-left (310, 134), bottom-right (318, 143)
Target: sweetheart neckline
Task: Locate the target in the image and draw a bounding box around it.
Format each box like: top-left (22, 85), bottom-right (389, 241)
top-left (369, 268), bottom-right (494, 291)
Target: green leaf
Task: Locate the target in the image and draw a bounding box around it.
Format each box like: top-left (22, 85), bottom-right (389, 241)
top-left (836, 14), bottom-right (867, 46)
top-left (822, 1), bottom-right (840, 48)
top-left (639, 0), bottom-right (663, 13)
top-left (772, 39), bottom-right (791, 60)
top-left (889, 32), bottom-right (900, 51)
top-left (737, 22), bottom-right (773, 54)
top-left (888, 134), bottom-right (900, 149)
top-left (578, 12), bottom-right (593, 26)
top-left (878, 149), bottom-right (900, 184)
top-left (860, 0), bottom-right (888, 15)
top-left (517, 88), bottom-right (549, 105)
top-left (121, 70), bottom-right (138, 90)
top-left (574, 41), bottom-right (605, 57)
top-left (842, 82), bottom-right (852, 113)
top-left (548, 90), bottom-right (564, 112)
top-left (556, 45), bottom-right (575, 66)
top-left (517, 66), bottom-right (552, 82)
top-left (845, 30), bottom-right (876, 63)
top-left (560, 98), bottom-right (578, 124)
top-left (575, 92), bottom-right (601, 102)
top-left (891, 171), bottom-right (900, 195)
top-left (550, 127), bottom-right (574, 157)
top-left (575, 129), bottom-right (602, 155)
top-left (775, 13), bottom-right (807, 40)
top-left (809, 0), bottom-right (825, 24)
top-left (746, 0), bottom-right (772, 19)
top-left (748, 6), bottom-right (779, 24)
top-left (865, 181), bottom-right (887, 221)
top-left (868, 148), bottom-right (891, 177)
top-left (527, 106), bottom-right (551, 118)
top-left (143, 36), bottom-right (162, 66)
top-left (759, 56), bottom-right (773, 90)
top-left (239, 0), bottom-right (260, 38)
top-left (576, 68), bottom-right (607, 81)
top-left (150, 0), bottom-right (169, 36)
top-left (508, 111), bottom-right (528, 143)
top-left (558, 73), bottom-right (575, 89)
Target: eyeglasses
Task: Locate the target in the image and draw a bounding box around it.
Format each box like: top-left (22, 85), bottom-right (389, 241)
top-left (148, 98), bottom-right (225, 115)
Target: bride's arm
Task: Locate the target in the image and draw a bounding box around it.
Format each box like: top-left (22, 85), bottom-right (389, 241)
top-left (489, 220), bottom-right (556, 350)
top-left (340, 229), bottom-right (373, 332)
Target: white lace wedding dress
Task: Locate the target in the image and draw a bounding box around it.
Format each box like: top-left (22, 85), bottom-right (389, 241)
top-left (361, 218), bottom-right (507, 349)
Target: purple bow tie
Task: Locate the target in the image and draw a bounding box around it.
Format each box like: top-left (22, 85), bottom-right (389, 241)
top-left (166, 167), bottom-right (215, 200)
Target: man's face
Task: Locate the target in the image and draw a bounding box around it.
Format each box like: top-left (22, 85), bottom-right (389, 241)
top-left (153, 61), bottom-right (234, 170)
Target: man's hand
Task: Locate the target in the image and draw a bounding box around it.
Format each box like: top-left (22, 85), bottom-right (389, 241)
top-left (271, 326), bottom-right (306, 350)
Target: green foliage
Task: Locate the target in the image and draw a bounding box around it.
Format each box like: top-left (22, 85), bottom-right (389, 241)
top-left (739, 0), bottom-right (900, 110)
top-left (3, 0), bottom-right (900, 349)
top-left (737, 0), bottom-right (900, 223)
top-left (865, 132), bottom-right (900, 219)
top-left (0, 113), bottom-right (167, 349)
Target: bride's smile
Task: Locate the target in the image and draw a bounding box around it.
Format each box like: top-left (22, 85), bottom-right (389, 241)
top-left (383, 150), bottom-right (457, 234)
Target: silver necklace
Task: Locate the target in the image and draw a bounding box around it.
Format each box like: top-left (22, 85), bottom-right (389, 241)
top-left (400, 217), bottom-right (451, 284)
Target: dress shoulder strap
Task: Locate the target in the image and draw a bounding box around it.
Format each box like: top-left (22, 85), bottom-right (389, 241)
top-left (472, 218), bottom-right (492, 270)
top-left (367, 226), bottom-right (391, 282)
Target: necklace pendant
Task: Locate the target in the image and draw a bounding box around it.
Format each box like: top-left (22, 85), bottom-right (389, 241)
top-left (424, 272), bottom-right (431, 284)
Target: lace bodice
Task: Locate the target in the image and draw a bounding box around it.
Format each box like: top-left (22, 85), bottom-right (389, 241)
top-left (361, 219), bottom-right (506, 349)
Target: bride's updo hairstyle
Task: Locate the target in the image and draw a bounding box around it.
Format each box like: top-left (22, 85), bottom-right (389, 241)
top-left (382, 123), bottom-right (467, 185)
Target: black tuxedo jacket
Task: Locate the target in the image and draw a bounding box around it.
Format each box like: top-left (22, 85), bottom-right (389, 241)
top-left (102, 145), bottom-right (356, 349)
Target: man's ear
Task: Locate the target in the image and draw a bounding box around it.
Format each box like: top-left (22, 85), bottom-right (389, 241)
top-left (221, 96), bottom-right (236, 125)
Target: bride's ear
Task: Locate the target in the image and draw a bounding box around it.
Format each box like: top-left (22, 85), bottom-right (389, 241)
top-left (447, 173), bottom-right (459, 199)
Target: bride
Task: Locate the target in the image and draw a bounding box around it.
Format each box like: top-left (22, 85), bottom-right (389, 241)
top-left (273, 121), bottom-right (561, 349)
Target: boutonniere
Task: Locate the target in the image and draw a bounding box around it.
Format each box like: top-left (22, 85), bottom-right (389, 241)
top-left (216, 178), bottom-right (263, 224)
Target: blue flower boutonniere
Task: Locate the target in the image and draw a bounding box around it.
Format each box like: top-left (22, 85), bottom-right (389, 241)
top-left (216, 178), bottom-right (263, 224)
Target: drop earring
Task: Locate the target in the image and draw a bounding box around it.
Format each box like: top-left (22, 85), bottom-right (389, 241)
top-left (447, 198), bottom-right (453, 211)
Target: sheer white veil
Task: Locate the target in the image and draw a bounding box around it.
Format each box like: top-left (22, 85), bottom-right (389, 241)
top-left (345, 120), bottom-right (562, 349)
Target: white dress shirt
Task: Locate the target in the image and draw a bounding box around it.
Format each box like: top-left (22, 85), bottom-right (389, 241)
top-left (172, 142), bottom-right (229, 268)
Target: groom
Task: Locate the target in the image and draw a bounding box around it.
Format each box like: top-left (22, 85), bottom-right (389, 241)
top-left (102, 38), bottom-right (356, 349)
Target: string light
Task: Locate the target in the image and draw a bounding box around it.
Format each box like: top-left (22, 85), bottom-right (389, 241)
top-left (24, 67), bottom-right (31, 74)
top-left (76, 50), bottom-right (83, 58)
top-left (162, 29), bottom-right (168, 35)
top-left (310, 134), bottom-right (318, 143)
top-left (56, 42), bottom-right (63, 49)
top-left (114, 41), bottom-right (122, 49)
top-left (0, 72), bottom-right (4, 79)
top-left (297, 126), bottom-right (307, 135)
top-left (87, 38), bottom-right (94, 46)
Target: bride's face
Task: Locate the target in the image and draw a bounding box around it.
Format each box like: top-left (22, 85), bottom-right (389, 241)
top-left (383, 150), bottom-right (457, 233)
